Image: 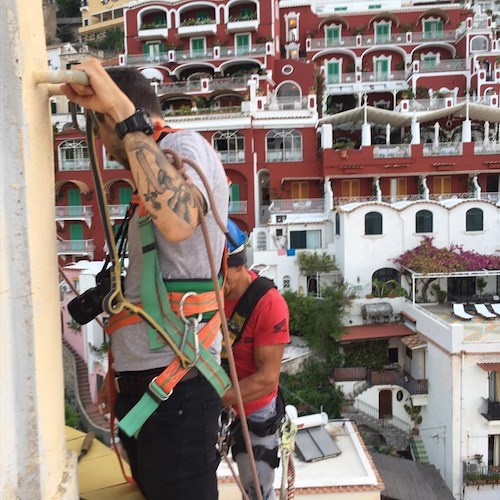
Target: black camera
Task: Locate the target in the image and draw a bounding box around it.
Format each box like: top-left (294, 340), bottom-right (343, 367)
top-left (68, 268), bottom-right (112, 325)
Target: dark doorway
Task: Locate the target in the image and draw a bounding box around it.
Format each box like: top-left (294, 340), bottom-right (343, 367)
top-left (447, 277), bottom-right (475, 300)
top-left (379, 390), bottom-right (393, 419)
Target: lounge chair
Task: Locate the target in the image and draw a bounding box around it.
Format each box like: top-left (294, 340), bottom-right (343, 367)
top-left (453, 303), bottom-right (474, 320)
top-left (474, 303), bottom-right (497, 320)
top-left (491, 303), bottom-right (500, 316)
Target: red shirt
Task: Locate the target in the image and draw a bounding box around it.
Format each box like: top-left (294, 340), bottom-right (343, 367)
top-left (224, 271), bottom-right (290, 415)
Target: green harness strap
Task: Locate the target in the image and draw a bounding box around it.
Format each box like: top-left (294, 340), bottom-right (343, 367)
top-left (118, 213), bottom-right (230, 437)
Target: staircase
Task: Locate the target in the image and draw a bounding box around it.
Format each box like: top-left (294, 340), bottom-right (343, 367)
top-left (410, 435), bottom-right (429, 464)
top-left (63, 340), bottom-right (110, 440)
top-left (346, 379), bottom-right (372, 399)
top-left (342, 399), bottom-right (410, 451)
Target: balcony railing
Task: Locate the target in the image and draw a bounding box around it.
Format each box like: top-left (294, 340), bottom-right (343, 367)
top-left (334, 367), bottom-right (368, 382)
top-left (59, 159), bottom-right (90, 171)
top-left (307, 29), bottom-right (458, 50)
top-left (266, 151), bottom-right (303, 162)
top-left (418, 59), bottom-right (467, 73)
top-left (361, 70), bottom-right (406, 82)
top-left (479, 397), bottom-right (500, 420)
top-left (219, 43), bottom-right (267, 57)
top-left (269, 199), bottom-right (324, 213)
top-left (463, 462), bottom-right (500, 486)
top-left (108, 205), bottom-right (128, 219)
top-left (104, 159), bottom-right (123, 170)
top-left (264, 97), bottom-right (309, 111)
top-left (55, 206), bottom-right (93, 218)
top-left (474, 141), bottom-right (500, 155)
top-left (218, 150), bottom-right (245, 163)
top-left (373, 144), bottom-right (412, 158)
top-left (228, 200), bottom-right (248, 214)
top-left (423, 143), bottom-right (463, 156)
top-left (173, 48), bottom-right (215, 61)
top-left (57, 239), bottom-right (95, 253)
top-left (157, 76), bottom-right (249, 95)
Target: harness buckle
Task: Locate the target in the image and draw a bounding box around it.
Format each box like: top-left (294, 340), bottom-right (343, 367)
top-left (147, 377), bottom-right (173, 404)
top-left (179, 292), bottom-right (202, 370)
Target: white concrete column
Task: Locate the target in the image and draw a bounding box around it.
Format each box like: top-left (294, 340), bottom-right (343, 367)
top-left (0, 1), bottom-right (78, 498)
top-left (411, 120), bottom-right (421, 145)
top-left (321, 123), bottom-right (333, 149)
top-left (462, 119), bottom-right (472, 143)
top-left (361, 123), bottom-right (372, 146)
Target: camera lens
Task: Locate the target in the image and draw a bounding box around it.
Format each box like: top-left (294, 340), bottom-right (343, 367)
top-left (68, 286), bottom-right (105, 325)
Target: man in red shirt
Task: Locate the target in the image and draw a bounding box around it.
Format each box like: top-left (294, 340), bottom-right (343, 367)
top-left (222, 220), bottom-right (290, 500)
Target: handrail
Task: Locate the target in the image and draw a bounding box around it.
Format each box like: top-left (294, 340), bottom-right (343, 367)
top-left (354, 398), bottom-right (411, 432)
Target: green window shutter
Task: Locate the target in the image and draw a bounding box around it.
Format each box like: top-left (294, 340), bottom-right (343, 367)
top-left (197, 12), bottom-right (208, 21)
top-left (68, 189), bottom-right (81, 217)
top-left (119, 187), bottom-right (132, 205)
top-left (376, 24), bottom-right (389, 42)
top-left (326, 27), bottom-right (340, 47)
top-left (69, 224), bottom-right (84, 250)
top-left (191, 38), bottom-right (205, 56)
top-left (236, 34), bottom-right (250, 55)
top-left (230, 183), bottom-right (240, 202)
top-left (327, 62), bottom-right (340, 84)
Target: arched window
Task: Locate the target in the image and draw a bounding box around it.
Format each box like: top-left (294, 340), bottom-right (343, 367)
top-left (471, 36), bottom-right (488, 52)
top-left (256, 231), bottom-right (267, 251)
top-left (58, 140), bottom-right (89, 171)
top-left (266, 129), bottom-right (302, 162)
top-left (365, 212), bottom-right (383, 235)
top-left (212, 130), bottom-right (244, 163)
top-left (372, 268), bottom-right (400, 295)
top-left (283, 275), bottom-right (291, 289)
top-left (466, 208), bottom-right (483, 231)
top-left (415, 210), bottom-right (433, 233)
top-left (276, 82), bottom-right (301, 109)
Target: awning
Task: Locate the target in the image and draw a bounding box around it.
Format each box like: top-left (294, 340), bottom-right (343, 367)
top-left (318, 102), bottom-right (500, 128)
top-left (103, 178), bottom-right (135, 195)
top-left (418, 8), bottom-right (450, 24)
top-left (140, 68), bottom-right (164, 82)
top-left (478, 362), bottom-right (500, 372)
top-left (401, 333), bottom-right (427, 350)
top-left (318, 16), bottom-right (349, 30)
top-left (369, 12), bottom-right (400, 28)
top-left (55, 180), bottom-right (91, 196)
top-left (341, 323), bottom-right (415, 342)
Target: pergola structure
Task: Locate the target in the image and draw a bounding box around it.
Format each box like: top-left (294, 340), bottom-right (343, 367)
top-left (399, 267), bottom-right (500, 305)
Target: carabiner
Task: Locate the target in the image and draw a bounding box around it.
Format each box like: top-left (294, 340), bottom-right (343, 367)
top-left (179, 292), bottom-right (202, 369)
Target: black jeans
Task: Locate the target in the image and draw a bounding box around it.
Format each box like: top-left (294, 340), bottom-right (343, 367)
top-left (115, 375), bottom-right (222, 500)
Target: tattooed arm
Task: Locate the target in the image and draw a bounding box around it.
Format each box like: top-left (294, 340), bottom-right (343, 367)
top-left (61, 58), bottom-right (204, 242)
top-left (123, 133), bottom-right (204, 241)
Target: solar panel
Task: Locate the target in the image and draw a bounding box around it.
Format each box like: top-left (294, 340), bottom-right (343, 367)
top-left (295, 426), bottom-right (342, 462)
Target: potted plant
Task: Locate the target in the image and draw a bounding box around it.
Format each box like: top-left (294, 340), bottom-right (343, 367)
top-left (476, 277), bottom-right (487, 296)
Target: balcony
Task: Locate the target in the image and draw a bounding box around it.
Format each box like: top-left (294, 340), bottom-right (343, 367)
top-left (266, 151), bottom-right (303, 162)
top-left (479, 397), bottom-right (500, 421)
top-left (269, 199), bottom-right (325, 213)
top-left (334, 367), bottom-right (428, 395)
top-left (172, 48), bottom-right (214, 63)
top-left (373, 144), bottom-right (412, 158)
top-left (423, 143), bottom-right (463, 157)
top-left (138, 23), bottom-right (168, 40)
top-left (219, 43), bottom-right (267, 58)
top-left (463, 462), bottom-right (500, 486)
top-left (56, 206), bottom-right (93, 228)
top-left (217, 150), bottom-right (245, 163)
top-left (417, 59), bottom-right (467, 73)
top-left (57, 239), bottom-right (95, 256)
top-left (108, 205), bottom-right (128, 221)
top-left (307, 29), bottom-right (458, 51)
top-left (474, 141), bottom-right (500, 155)
top-left (228, 200), bottom-right (248, 214)
top-left (227, 14), bottom-right (258, 33)
top-left (177, 18), bottom-right (217, 37)
top-left (361, 70), bottom-right (406, 83)
top-left (59, 159), bottom-right (90, 171)
top-left (264, 96), bottom-right (309, 111)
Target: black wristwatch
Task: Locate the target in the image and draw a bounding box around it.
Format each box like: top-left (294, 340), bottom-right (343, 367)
top-left (115, 108), bottom-right (154, 140)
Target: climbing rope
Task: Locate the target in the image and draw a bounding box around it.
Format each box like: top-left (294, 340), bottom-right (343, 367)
top-left (279, 418), bottom-right (297, 500)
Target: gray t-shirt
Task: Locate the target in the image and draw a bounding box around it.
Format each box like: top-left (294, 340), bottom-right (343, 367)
top-left (111, 130), bottom-right (228, 371)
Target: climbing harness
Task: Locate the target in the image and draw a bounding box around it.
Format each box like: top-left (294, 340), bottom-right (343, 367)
top-left (82, 111), bottom-right (263, 499)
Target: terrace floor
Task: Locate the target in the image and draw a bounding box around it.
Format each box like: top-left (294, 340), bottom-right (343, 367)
top-left (421, 302), bottom-right (500, 325)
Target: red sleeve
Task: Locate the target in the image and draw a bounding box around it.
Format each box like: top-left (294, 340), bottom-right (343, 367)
top-left (249, 288), bottom-right (290, 347)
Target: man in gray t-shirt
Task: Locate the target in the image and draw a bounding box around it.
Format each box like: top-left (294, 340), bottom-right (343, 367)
top-left (62, 60), bottom-right (227, 500)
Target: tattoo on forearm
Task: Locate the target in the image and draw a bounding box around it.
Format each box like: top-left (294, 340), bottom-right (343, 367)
top-left (126, 136), bottom-right (196, 225)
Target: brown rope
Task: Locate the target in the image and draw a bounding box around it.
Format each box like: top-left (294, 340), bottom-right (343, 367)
top-left (160, 146), bottom-right (263, 500)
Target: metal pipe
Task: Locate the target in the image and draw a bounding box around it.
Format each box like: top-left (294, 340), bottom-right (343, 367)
top-left (34, 70), bottom-right (89, 86)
